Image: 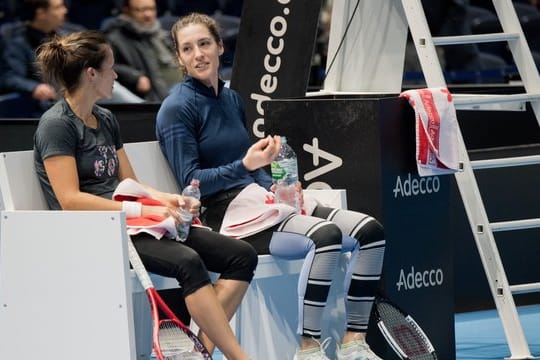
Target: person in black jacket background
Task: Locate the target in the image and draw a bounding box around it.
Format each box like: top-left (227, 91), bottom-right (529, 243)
top-left (103, 0), bottom-right (181, 101)
top-left (0, 0), bottom-right (81, 115)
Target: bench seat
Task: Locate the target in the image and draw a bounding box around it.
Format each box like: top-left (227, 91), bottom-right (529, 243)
top-left (0, 141), bottom-right (347, 360)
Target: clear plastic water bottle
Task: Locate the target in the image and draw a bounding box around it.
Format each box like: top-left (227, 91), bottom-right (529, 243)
top-left (177, 179), bottom-right (201, 241)
top-left (182, 179), bottom-right (201, 201)
top-left (271, 136), bottom-right (301, 212)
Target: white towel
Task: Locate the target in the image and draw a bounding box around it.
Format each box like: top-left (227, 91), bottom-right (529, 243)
top-left (219, 183), bottom-right (318, 239)
top-left (400, 88), bottom-right (460, 176)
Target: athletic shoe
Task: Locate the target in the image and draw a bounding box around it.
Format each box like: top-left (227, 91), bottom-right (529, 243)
top-left (293, 338), bottom-right (331, 360)
top-left (336, 338), bottom-right (382, 360)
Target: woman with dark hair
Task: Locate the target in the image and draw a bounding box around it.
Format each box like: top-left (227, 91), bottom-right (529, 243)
top-left (33, 30), bottom-right (255, 360)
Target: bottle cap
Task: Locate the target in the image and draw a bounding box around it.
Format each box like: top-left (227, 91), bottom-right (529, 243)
top-left (190, 179), bottom-right (200, 187)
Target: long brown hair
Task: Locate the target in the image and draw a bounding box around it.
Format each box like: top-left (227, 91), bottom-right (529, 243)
top-left (35, 30), bottom-right (110, 94)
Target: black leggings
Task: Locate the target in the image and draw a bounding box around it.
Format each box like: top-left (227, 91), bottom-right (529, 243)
top-left (131, 227), bottom-right (258, 297)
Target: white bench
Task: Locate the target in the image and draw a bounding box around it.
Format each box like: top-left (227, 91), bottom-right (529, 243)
top-left (0, 141), bottom-right (348, 359)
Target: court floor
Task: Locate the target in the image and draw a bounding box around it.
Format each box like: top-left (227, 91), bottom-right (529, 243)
top-left (210, 304), bottom-right (540, 360)
top-left (455, 304), bottom-right (540, 359)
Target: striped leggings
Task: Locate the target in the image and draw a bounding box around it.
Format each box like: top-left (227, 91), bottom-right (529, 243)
top-left (269, 206), bottom-right (386, 337)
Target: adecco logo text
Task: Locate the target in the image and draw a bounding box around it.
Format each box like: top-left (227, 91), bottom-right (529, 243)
top-left (393, 173), bottom-right (440, 198)
top-left (396, 266), bottom-right (444, 291)
top-left (250, 0), bottom-right (291, 138)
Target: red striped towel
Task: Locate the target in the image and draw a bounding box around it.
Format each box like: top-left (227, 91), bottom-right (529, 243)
top-left (400, 88), bottom-right (460, 176)
top-left (113, 178), bottom-right (177, 239)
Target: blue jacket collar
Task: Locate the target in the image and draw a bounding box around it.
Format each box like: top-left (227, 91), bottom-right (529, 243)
top-left (184, 75), bottom-right (225, 97)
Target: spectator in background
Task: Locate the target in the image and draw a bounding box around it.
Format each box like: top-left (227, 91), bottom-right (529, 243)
top-left (103, 0), bottom-right (181, 101)
top-left (0, 0), bottom-right (77, 114)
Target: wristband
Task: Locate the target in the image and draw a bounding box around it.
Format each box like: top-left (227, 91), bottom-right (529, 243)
top-left (122, 201), bottom-right (142, 218)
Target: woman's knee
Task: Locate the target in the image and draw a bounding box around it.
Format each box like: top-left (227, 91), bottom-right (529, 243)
top-left (311, 222), bottom-right (342, 248)
top-left (174, 249), bottom-right (208, 281)
top-left (223, 241), bottom-right (258, 282)
top-left (236, 241), bottom-right (259, 273)
top-left (359, 219), bottom-right (385, 245)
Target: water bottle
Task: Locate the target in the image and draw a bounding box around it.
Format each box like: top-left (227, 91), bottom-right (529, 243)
top-left (177, 179), bottom-right (201, 241)
top-left (271, 136), bottom-right (301, 212)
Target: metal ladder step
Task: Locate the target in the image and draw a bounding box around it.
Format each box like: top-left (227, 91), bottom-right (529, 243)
top-left (453, 93), bottom-right (540, 106)
top-left (453, 93), bottom-right (540, 111)
top-left (510, 282), bottom-right (540, 295)
top-left (471, 155), bottom-right (540, 169)
top-left (490, 218), bottom-right (540, 232)
top-left (432, 33), bottom-right (520, 46)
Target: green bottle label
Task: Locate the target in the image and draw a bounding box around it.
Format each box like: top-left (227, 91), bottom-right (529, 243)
top-left (271, 162), bottom-right (286, 180)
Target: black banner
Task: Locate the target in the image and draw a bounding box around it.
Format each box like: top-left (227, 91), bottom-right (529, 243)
top-left (230, 0), bottom-right (322, 139)
top-left (266, 95), bottom-right (456, 360)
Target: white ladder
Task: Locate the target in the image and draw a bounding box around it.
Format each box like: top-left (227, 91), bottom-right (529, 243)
top-left (402, 0), bottom-right (540, 359)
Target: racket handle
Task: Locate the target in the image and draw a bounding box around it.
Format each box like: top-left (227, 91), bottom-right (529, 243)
top-left (127, 236), bottom-right (154, 290)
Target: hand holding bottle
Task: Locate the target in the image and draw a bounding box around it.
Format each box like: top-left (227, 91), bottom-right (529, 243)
top-left (270, 180), bottom-right (304, 210)
top-left (177, 179), bottom-right (201, 242)
top-left (179, 195), bottom-right (201, 218)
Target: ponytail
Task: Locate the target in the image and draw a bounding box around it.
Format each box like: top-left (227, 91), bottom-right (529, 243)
top-left (35, 30), bottom-right (110, 94)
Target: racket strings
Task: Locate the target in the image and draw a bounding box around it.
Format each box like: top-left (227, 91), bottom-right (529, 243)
top-left (164, 353), bottom-right (206, 360)
top-left (158, 320), bottom-right (203, 359)
top-left (377, 303), bottom-right (435, 360)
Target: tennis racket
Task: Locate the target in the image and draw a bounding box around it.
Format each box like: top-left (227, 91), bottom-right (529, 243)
top-left (374, 297), bottom-right (438, 360)
top-left (127, 236), bottom-right (212, 360)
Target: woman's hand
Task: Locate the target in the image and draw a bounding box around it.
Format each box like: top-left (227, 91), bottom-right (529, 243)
top-left (152, 192), bottom-right (194, 212)
top-left (140, 204), bottom-right (174, 219)
top-left (179, 195), bottom-right (201, 218)
top-left (296, 181), bottom-right (305, 210)
top-left (141, 192), bottom-right (200, 222)
top-left (169, 193), bottom-right (201, 221)
top-left (270, 181), bottom-right (305, 210)
top-left (242, 135), bottom-right (281, 171)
